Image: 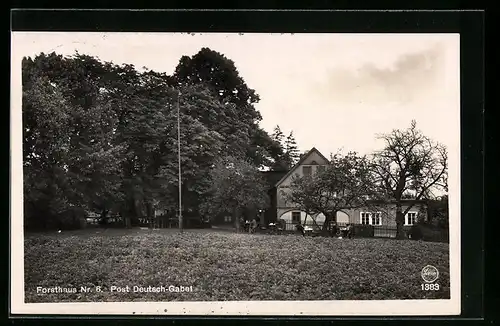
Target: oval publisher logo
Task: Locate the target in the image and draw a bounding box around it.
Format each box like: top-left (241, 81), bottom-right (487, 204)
top-left (421, 265), bottom-right (439, 283)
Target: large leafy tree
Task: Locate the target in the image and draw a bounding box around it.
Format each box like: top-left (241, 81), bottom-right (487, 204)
top-left (283, 152), bottom-right (377, 233)
top-left (372, 120), bottom-right (448, 239)
top-left (22, 54), bottom-right (127, 228)
top-left (201, 156), bottom-right (269, 232)
top-left (111, 79), bottom-right (228, 225)
top-left (169, 85), bottom-right (228, 222)
top-left (22, 74), bottom-right (73, 228)
top-left (23, 53), bottom-right (154, 226)
top-left (172, 47), bottom-right (282, 169)
top-left (22, 48), bottom-right (282, 229)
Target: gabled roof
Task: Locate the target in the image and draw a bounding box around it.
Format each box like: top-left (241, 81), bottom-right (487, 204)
top-left (274, 147), bottom-right (329, 188)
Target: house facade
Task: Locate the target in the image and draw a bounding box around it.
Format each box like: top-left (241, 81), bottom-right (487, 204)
top-left (266, 147), bottom-right (427, 231)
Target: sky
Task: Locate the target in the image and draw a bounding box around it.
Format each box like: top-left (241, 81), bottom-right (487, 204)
top-left (12, 32), bottom-right (460, 158)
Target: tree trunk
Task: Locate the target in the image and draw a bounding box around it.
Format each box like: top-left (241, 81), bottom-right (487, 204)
top-left (310, 216), bottom-right (321, 230)
top-left (233, 207), bottom-right (240, 233)
top-left (395, 203), bottom-right (406, 239)
top-left (145, 200), bottom-right (154, 229)
top-left (129, 197), bottom-right (140, 226)
top-left (120, 207), bottom-right (131, 228)
top-left (322, 212), bottom-right (336, 236)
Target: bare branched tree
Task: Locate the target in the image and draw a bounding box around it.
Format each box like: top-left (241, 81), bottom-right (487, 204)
top-left (372, 120), bottom-right (448, 239)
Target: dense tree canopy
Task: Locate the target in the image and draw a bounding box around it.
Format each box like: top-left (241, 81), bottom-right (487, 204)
top-left (22, 48), bottom-right (288, 230)
top-left (200, 156), bottom-right (269, 231)
top-left (173, 48), bottom-right (283, 169)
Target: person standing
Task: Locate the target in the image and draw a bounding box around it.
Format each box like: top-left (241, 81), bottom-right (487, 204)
top-left (250, 218), bottom-right (258, 233)
top-left (345, 223), bottom-right (353, 239)
top-left (330, 221), bottom-right (338, 237)
top-left (296, 223), bottom-right (306, 237)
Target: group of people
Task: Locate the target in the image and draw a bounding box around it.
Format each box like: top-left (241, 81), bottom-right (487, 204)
top-left (240, 217), bottom-right (259, 233)
top-left (330, 222), bottom-right (353, 238)
top-left (239, 215), bottom-right (354, 238)
top-left (295, 221), bottom-right (353, 238)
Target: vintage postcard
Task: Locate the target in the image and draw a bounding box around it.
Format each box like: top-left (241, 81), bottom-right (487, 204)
top-left (10, 32), bottom-right (461, 316)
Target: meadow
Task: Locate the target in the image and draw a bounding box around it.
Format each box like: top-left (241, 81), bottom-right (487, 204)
top-left (24, 228), bottom-right (450, 302)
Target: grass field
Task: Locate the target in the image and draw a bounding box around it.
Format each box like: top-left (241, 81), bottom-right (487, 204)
top-left (24, 228), bottom-right (450, 302)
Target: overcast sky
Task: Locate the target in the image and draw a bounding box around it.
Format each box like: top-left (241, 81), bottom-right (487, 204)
top-left (13, 32), bottom-right (460, 158)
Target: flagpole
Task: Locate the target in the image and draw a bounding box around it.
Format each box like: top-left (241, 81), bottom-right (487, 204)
top-left (177, 89), bottom-right (183, 233)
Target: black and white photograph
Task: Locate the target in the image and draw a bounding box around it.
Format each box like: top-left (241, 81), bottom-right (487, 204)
top-left (11, 32), bottom-right (460, 316)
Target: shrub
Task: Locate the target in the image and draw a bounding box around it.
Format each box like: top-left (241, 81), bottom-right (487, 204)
top-left (353, 225), bottom-right (374, 238)
top-left (186, 217), bottom-right (212, 229)
top-left (418, 223), bottom-right (449, 243)
top-left (408, 224), bottom-right (423, 240)
top-left (56, 207), bottom-right (87, 230)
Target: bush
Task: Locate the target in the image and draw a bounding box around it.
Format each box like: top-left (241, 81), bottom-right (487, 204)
top-left (187, 218), bottom-right (212, 229)
top-left (56, 207), bottom-right (87, 230)
top-left (408, 224), bottom-right (423, 240)
top-left (24, 207), bottom-right (87, 231)
top-left (417, 223), bottom-right (449, 243)
top-left (353, 225), bottom-right (374, 238)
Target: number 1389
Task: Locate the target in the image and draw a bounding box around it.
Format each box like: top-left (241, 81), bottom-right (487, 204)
top-left (421, 283), bottom-right (440, 291)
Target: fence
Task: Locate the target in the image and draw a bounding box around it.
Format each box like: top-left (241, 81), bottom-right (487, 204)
top-left (85, 215), bottom-right (209, 229)
top-left (265, 221), bottom-right (448, 242)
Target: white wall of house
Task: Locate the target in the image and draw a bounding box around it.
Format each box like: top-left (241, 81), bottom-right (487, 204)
top-left (278, 150), bottom-right (329, 188)
top-left (276, 149), bottom-right (329, 210)
top-left (314, 213), bottom-right (326, 225)
top-left (274, 148), bottom-right (429, 228)
top-left (278, 210), bottom-right (328, 230)
top-left (336, 211), bottom-right (350, 224)
top-left (278, 204), bottom-right (426, 228)
top-left (279, 210), bottom-right (312, 230)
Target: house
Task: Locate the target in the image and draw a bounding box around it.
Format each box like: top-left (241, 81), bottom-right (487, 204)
top-left (264, 147), bottom-right (428, 232)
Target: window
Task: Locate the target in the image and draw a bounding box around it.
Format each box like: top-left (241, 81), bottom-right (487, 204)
top-left (361, 212), bottom-right (370, 225)
top-left (405, 212), bottom-right (418, 225)
top-left (224, 216), bottom-right (232, 223)
top-left (360, 212), bottom-right (382, 225)
top-left (302, 166), bottom-right (312, 176)
top-left (292, 212), bottom-right (301, 224)
top-left (317, 165), bottom-right (326, 173)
